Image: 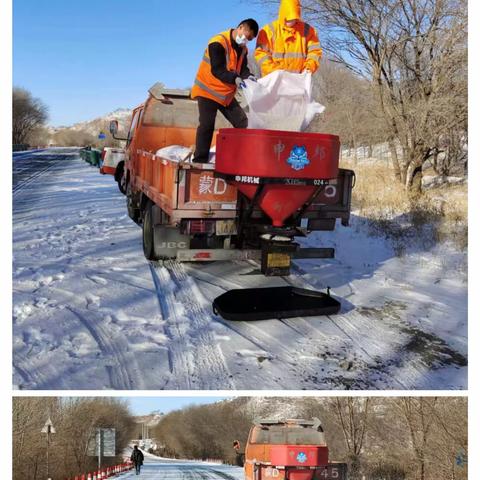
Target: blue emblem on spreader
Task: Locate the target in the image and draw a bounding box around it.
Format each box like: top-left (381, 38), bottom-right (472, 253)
top-left (296, 452), bottom-right (307, 463)
top-left (287, 145), bottom-right (310, 171)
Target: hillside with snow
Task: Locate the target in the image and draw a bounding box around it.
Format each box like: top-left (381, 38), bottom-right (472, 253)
top-left (47, 108), bottom-right (132, 144)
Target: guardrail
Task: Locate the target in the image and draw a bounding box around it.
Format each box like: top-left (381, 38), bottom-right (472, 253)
top-left (66, 461), bottom-right (134, 479)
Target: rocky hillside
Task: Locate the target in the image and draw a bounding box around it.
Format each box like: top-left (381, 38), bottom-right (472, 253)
top-left (47, 108), bottom-right (132, 147)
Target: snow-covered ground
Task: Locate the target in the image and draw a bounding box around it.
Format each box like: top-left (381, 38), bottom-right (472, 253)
top-left (12, 149), bottom-right (467, 390)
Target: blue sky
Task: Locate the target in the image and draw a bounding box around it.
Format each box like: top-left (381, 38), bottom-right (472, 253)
top-left (13, 0), bottom-right (274, 126)
top-left (122, 396), bottom-right (230, 416)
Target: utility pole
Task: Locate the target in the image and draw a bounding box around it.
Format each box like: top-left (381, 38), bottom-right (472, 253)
top-left (41, 417), bottom-right (56, 480)
top-left (98, 429), bottom-right (103, 470)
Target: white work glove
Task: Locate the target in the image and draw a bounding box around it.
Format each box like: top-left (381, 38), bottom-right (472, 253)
top-left (235, 77), bottom-right (246, 89)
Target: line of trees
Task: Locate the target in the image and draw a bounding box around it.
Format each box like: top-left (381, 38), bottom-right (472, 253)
top-left (151, 397), bottom-right (467, 480)
top-left (12, 397), bottom-right (135, 480)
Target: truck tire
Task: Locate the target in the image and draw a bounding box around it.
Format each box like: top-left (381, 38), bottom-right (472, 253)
top-left (126, 181), bottom-right (141, 225)
top-left (115, 162), bottom-right (126, 194)
top-left (142, 201), bottom-right (157, 260)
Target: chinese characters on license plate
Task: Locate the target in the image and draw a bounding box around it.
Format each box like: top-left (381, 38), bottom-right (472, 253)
top-left (215, 220), bottom-right (237, 236)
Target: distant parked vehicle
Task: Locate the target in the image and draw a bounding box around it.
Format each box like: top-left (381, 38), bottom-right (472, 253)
top-left (100, 147), bottom-right (126, 193)
top-left (80, 146), bottom-right (102, 167)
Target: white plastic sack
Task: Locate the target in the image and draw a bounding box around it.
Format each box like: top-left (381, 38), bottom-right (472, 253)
top-left (155, 145), bottom-right (192, 162)
top-left (242, 70), bottom-right (325, 131)
top-left (156, 145), bottom-right (216, 163)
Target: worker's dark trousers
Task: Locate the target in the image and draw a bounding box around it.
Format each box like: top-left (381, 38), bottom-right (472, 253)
top-left (193, 96), bottom-right (248, 163)
top-left (135, 463), bottom-right (141, 474)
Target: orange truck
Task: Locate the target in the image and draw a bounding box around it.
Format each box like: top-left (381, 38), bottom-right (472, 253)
top-left (243, 419), bottom-right (347, 480)
top-left (110, 83), bottom-right (354, 319)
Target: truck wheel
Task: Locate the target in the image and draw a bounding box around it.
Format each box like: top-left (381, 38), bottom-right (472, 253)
top-left (142, 201), bottom-right (157, 260)
top-left (116, 164), bottom-right (126, 194)
top-left (126, 181), bottom-right (141, 225)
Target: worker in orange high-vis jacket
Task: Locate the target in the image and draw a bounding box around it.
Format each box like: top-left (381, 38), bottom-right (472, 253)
top-left (254, 0), bottom-right (322, 77)
top-left (191, 18), bottom-right (259, 163)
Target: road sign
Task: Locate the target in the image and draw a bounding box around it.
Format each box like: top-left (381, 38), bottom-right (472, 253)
top-left (98, 132), bottom-right (106, 139)
top-left (41, 417), bottom-right (56, 434)
top-left (87, 428), bottom-right (116, 457)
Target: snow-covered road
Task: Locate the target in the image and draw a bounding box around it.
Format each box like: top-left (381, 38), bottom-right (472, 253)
top-left (12, 149), bottom-right (467, 390)
top-left (117, 459), bottom-right (242, 480)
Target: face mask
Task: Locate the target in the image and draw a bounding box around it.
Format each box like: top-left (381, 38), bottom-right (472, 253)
top-left (235, 34), bottom-right (247, 45)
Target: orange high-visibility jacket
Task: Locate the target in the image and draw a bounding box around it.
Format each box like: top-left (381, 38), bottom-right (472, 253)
top-left (191, 30), bottom-right (247, 106)
top-left (255, 0), bottom-right (322, 77)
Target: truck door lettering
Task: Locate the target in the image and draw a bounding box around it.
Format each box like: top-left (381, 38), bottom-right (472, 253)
top-left (199, 174), bottom-right (214, 194)
top-left (214, 178), bottom-right (227, 195)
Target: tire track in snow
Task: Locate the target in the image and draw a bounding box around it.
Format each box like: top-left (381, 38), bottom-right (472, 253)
top-left (26, 282), bottom-right (144, 390)
top-left (65, 306), bottom-right (140, 389)
top-left (13, 162), bottom-right (57, 196)
top-left (182, 264), bottom-right (353, 388)
top-left (13, 154), bottom-right (70, 196)
top-left (183, 263), bottom-right (415, 389)
top-left (149, 261), bottom-right (234, 389)
top-left (13, 353), bottom-right (52, 389)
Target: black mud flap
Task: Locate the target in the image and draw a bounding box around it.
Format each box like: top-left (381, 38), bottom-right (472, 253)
top-left (212, 286), bottom-right (341, 321)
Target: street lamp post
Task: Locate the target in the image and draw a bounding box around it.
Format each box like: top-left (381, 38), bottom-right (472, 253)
top-left (41, 417), bottom-right (56, 480)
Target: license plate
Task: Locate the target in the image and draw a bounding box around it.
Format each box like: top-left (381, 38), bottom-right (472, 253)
top-left (216, 220), bottom-right (237, 235)
top-left (314, 464), bottom-right (347, 480)
top-left (267, 253), bottom-right (291, 268)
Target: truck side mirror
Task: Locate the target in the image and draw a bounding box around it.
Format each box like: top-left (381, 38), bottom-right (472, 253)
top-left (109, 120), bottom-right (118, 136)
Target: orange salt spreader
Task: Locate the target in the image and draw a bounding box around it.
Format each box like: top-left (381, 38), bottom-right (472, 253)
top-left (242, 418), bottom-right (347, 480)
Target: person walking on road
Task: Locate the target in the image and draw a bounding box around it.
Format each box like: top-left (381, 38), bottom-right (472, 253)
top-left (131, 445), bottom-right (144, 475)
top-left (233, 440), bottom-right (245, 467)
top-left (191, 18), bottom-right (259, 163)
top-left (254, 0), bottom-right (322, 77)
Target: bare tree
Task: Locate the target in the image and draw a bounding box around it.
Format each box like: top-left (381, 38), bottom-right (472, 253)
top-left (299, 0), bottom-right (467, 188)
top-left (329, 398), bottom-right (372, 479)
top-left (396, 398), bottom-right (438, 480)
top-left (12, 87), bottom-right (49, 145)
top-left (309, 60), bottom-right (389, 160)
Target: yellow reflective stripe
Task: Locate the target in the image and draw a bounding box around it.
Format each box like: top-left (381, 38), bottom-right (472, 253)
top-left (257, 54), bottom-right (273, 66)
top-left (307, 43), bottom-right (321, 51)
top-left (272, 52), bottom-right (306, 59)
top-left (307, 53), bottom-right (321, 61)
top-left (193, 79), bottom-right (227, 101)
top-left (218, 33), bottom-right (231, 66)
